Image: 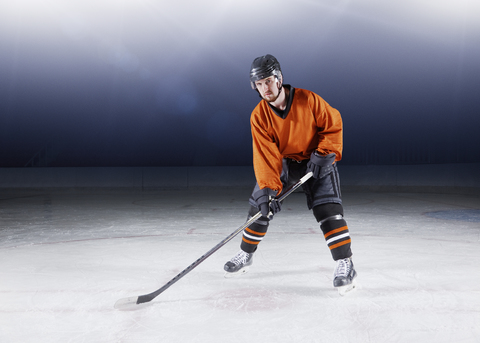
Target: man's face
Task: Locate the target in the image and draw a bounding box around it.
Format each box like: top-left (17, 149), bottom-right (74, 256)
top-left (255, 75), bottom-right (281, 103)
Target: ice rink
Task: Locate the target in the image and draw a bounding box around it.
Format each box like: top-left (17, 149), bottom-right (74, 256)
top-left (1, 187), bottom-right (479, 342)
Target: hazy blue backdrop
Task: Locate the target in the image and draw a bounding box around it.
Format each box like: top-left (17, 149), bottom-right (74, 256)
top-left (1, 0), bottom-right (479, 167)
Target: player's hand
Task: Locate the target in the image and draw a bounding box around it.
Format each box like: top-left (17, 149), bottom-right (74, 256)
top-left (306, 152), bottom-right (336, 179)
top-left (253, 188), bottom-right (281, 219)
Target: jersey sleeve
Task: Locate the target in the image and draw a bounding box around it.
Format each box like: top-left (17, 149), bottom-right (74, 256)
top-left (251, 110), bottom-right (284, 193)
top-left (311, 94), bottom-right (343, 161)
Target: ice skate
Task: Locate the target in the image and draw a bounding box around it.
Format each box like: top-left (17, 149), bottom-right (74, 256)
top-left (333, 257), bottom-right (357, 295)
top-left (224, 250), bottom-right (253, 278)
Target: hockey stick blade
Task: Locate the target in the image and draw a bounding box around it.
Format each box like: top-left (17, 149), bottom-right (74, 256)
top-left (114, 172), bottom-right (313, 310)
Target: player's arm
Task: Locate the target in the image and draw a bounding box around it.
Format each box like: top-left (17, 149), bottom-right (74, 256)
top-left (251, 114), bottom-right (284, 193)
top-left (308, 95), bottom-right (343, 178)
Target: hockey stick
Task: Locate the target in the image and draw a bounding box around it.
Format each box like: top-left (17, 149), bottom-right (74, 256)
top-left (114, 171), bottom-right (313, 310)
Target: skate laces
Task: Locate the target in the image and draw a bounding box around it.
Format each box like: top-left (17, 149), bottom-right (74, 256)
top-left (230, 250), bottom-right (249, 266)
top-left (334, 258), bottom-right (351, 278)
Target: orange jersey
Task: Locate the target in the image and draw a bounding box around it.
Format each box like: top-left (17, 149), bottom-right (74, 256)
top-left (251, 86), bottom-right (343, 193)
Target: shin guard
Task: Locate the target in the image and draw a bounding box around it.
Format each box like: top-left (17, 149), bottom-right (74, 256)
top-left (240, 218), bottom-right (269, 253)
top-left (320, 215), bottom-right (352, 261)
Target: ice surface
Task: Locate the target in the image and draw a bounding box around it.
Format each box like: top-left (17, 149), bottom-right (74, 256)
top-left (1, 188), bottom-right (479, 342)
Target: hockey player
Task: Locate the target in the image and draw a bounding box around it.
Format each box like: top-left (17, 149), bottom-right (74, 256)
top-left (224, 54), bottom-right (357, 294)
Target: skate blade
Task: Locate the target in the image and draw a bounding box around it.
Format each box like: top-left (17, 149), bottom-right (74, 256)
top-left (224, 266), bottom-right (249, 278)
top-left (337, 280), bottom-right (357, 296)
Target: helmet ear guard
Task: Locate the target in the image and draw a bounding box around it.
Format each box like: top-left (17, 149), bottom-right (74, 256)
top-left (250, 54), bottom-right (283, 89)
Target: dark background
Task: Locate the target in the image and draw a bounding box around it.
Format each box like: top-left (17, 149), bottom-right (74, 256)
top-left (1, 1), bottom-right (479, 168)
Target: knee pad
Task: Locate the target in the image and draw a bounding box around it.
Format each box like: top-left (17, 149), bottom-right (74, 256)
top-left (248, 205), bottom-right (270, 225)
top-left (312, 203), bottom-right (344, 223)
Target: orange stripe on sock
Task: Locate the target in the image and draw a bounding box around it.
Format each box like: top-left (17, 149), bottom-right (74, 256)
top-left (329, 239), bottom-right (351, 250)
top-left (242, 237), bottom-right (261, 245)
top-left (324, 226), bottom-right (348, 239)
top-left (245, 227), bottom-right (266, 236)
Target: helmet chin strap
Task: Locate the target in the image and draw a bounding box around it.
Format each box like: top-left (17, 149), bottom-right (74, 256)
top-left (276, 74), bottom-right (284, 96)
top-left (276, 74), bottom-right (283, 89)
top-left (273, 77), bottom-right (283, 100)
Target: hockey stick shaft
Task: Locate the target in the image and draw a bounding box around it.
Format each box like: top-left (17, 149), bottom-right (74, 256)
top-left (114, 172), bottom-right (312, 309)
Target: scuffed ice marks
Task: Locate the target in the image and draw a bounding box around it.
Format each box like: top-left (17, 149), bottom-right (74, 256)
top-left (209, 288), bottom-right (293, 313)
top-left (425, 209), bottom-right (480, 223)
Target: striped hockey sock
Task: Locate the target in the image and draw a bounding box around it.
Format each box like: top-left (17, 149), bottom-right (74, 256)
top-left (240, 221), bottom-right (269, 253)
top-left (320, 215), bottom-right (352, 260)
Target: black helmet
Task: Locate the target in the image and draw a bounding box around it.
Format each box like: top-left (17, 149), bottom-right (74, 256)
top-left (249, 54), bottom-right (282, 89)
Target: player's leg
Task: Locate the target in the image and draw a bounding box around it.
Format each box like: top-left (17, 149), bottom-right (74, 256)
top-left (313, 203), bottom-right (357, 294)
top-left (313, 203), bottom-right (349, 258)
top-left (306, 164), bottom-right (357, 294)
top-left (224, 161), bottom-right (292, 277)
top-left (224, 205), bottom-right (270, 277)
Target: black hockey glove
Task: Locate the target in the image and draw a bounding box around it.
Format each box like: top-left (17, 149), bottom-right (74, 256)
top-left (253, 188), bottom-right (282, 220)
top-left (306, 152), bottom-right (336, 179)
